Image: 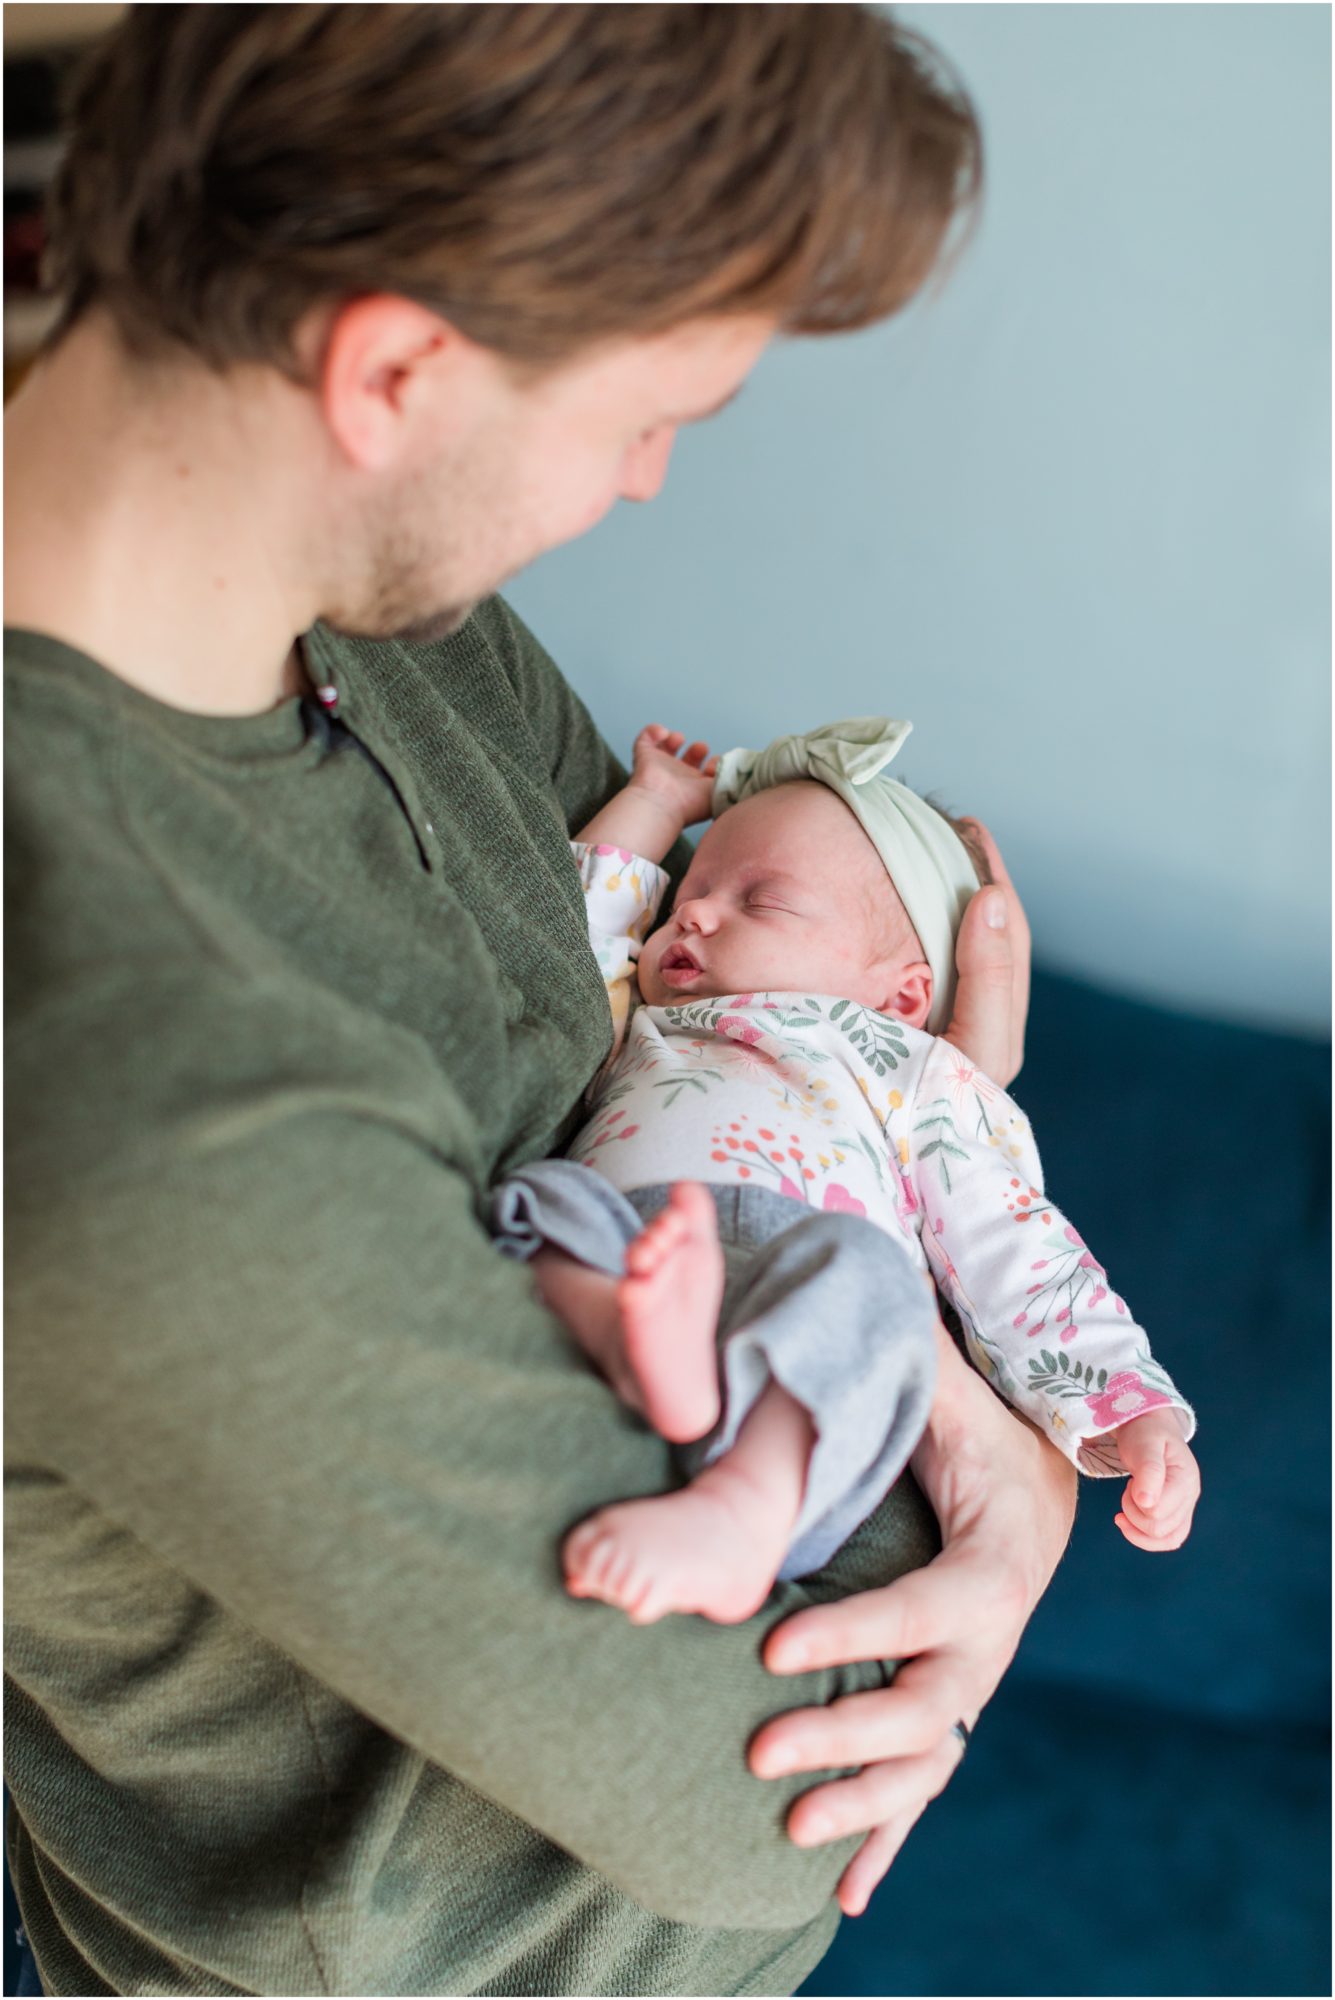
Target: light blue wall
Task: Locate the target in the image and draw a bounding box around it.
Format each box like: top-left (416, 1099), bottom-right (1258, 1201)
top-left (507, 3), bottom-right (1331, 1035)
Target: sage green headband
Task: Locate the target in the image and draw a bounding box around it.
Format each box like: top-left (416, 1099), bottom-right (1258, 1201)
top-left (710, 717), bottom-right (978, 1035)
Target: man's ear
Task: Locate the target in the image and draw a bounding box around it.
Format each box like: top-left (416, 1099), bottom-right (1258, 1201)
top-left (317, 296), bottom-right (454, 472)
top-left (881, 960), bottom-right (932, 1029)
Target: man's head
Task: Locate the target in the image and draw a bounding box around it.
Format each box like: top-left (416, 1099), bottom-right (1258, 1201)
top-left (40, 4), bottom-right (981, 640)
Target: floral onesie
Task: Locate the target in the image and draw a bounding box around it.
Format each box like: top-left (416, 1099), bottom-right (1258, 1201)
top-left (560, 841), bottom-right (1195, 1479)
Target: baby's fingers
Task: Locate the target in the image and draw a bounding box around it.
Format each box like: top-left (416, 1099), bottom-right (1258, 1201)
top-left (680, 740), bottom-right (713, 769)
top-left (1119, 1434), bottom-right (1168, 1509)
top-left (1116, 1509), bottom-right (1192, 1553)
top-left (1117, 1467), bottom-right (1196, 1550)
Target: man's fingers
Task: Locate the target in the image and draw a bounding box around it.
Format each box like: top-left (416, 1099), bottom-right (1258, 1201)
top-left (940, 886), bottom-right (1016, 1086)
top-left (785, 1732), bottom-right (964, 1848)
top-left (949, 817), bottom-right (1031, 1085)
top-left (836, 1816), bottom-right (916, 1917)
top-left (763, 1570), bottom-right (945, 1677)
top-left (962, 818), bottom-right (1032, 972)
top-left (749, 1671), bottom-right (971, 1777)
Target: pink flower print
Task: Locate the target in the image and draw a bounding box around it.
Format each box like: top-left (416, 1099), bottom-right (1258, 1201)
top-left (717, 1015), bottom-right (763, 1045)
top-left (1065, 1225), bottom-right (1084, 1247)
top-left (730, 992), bottom-right (756, 1007)
top-left (777, 1175), bottom-right (805, 1201)
top-left (1084, 1370), bottom-right (1172, 1428)
top-left (944, 1049), bottom-right (999, 1110)
top-left (893, 1166), bottom-right (920, 1237)
top-left (594, 843), bottom-right (633, 862)
top-left (822, 1183), bottom-right (867, 1218)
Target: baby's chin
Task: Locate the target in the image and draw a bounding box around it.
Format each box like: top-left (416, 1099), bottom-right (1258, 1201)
top-left (639, 959), bottom-right (727, 1006)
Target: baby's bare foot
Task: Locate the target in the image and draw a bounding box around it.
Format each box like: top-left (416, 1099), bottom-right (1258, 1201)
top-left (618, 1182), bottom-right (724, 1443)
top-left (563, 1472), bottom-right (790, 1626)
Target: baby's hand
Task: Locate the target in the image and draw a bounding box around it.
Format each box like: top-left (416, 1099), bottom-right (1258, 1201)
top-left (1112, 1409), bottom-right (1200, 1552)
top-left (630, 725), bottom-right (718, 828)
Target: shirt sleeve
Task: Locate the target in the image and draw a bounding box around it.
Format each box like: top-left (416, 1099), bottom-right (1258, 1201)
top-left (570, 839), bottom-right (670, 1065)
top-left (8, 964), bottom-right (916, 1933)
top-left (906, 1040), bottom-right (1196, 1476)
top-left (472, 597), bottom-right (695, 880)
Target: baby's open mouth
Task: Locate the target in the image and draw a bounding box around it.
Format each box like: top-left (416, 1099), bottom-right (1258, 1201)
top-left (659, 942), bottom-right (702, 985)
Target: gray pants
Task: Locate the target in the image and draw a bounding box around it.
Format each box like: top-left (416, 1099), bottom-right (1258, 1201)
top-left (489, 1159), bottom-right (938, 1577)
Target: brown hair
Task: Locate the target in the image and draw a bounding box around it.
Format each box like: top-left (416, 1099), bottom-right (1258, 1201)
top-left (44, 3), bottom-right (982, 378)
top-left (932, 805), bottom-right (994, 887)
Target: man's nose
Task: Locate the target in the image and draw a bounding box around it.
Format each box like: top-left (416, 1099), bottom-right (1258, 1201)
top-left (619, 426), bottom-right (677, 503)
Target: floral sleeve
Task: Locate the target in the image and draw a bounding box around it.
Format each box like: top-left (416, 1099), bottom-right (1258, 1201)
top-left (570, 841), bottom-right (670, 1065)
top-left (908, 1040), bottom-right (1195, 1476)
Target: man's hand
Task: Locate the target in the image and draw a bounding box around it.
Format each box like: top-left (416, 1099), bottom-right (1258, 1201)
top-left (748, 1320), bottom-right (1076, 1915)
top-left (940, 819), bottom-right (1030, 1088)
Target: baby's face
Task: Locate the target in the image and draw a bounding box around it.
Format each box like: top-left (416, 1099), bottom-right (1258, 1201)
top-left (637, 781), bottom-right (932, 1022)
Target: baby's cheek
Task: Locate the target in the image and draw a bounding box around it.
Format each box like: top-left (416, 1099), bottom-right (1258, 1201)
top-left (637, 942), bottom-right (663, 1001)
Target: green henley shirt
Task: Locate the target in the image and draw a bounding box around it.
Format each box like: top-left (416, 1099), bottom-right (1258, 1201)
top-left (4, 599), bottom-right (938, 1997)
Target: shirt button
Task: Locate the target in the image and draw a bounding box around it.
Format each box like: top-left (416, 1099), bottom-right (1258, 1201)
top-left (425, 820), bottom-right (434, 835)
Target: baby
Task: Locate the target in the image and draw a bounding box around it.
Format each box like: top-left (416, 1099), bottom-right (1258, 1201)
top-left (490, 718), bottom-right (1200, 1624)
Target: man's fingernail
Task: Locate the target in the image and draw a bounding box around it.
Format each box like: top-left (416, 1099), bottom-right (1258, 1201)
top-left (984, 892), bottom-right (1007, 930)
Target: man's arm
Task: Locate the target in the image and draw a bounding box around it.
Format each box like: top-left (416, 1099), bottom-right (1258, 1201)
top-left (8, 969), bottom-right (911, 1933)
top-left (472, 595), bottom-right (697, 881)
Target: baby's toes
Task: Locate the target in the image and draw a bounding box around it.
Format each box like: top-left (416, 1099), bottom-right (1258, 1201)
top-left (563, 1520), bottom-right (613, 1590)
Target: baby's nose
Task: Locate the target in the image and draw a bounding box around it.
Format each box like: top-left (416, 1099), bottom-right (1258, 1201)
top-left (676, 897), bottom-right (717, 933)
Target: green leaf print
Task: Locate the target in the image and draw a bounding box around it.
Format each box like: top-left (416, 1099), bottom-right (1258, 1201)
top-left (650, 1068), bottom-right (725, 1109)
top-left (914, 1099), bottom-right (969, 1194)
top-left (830, 1003), bottom-right (909, 1077)
top-left (1027, 1354), bottom-right (1107, 1399)
top-left (854, 1128), bottom-right (888, 1189)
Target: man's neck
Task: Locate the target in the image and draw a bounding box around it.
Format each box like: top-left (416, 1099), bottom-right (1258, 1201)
top-left (4, 315), bottom-right (321, 716)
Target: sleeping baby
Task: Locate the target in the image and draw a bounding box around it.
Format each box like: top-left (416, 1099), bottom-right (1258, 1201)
top-left (489, 717), bottom-right (1200, 1624)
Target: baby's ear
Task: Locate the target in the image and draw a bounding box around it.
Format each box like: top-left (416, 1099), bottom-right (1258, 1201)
top-left (885, 962), bottom-right (932, 1029)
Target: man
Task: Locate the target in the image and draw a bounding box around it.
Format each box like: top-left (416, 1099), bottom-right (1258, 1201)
top-left (4, 8), bottom-right (1075, 1994)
